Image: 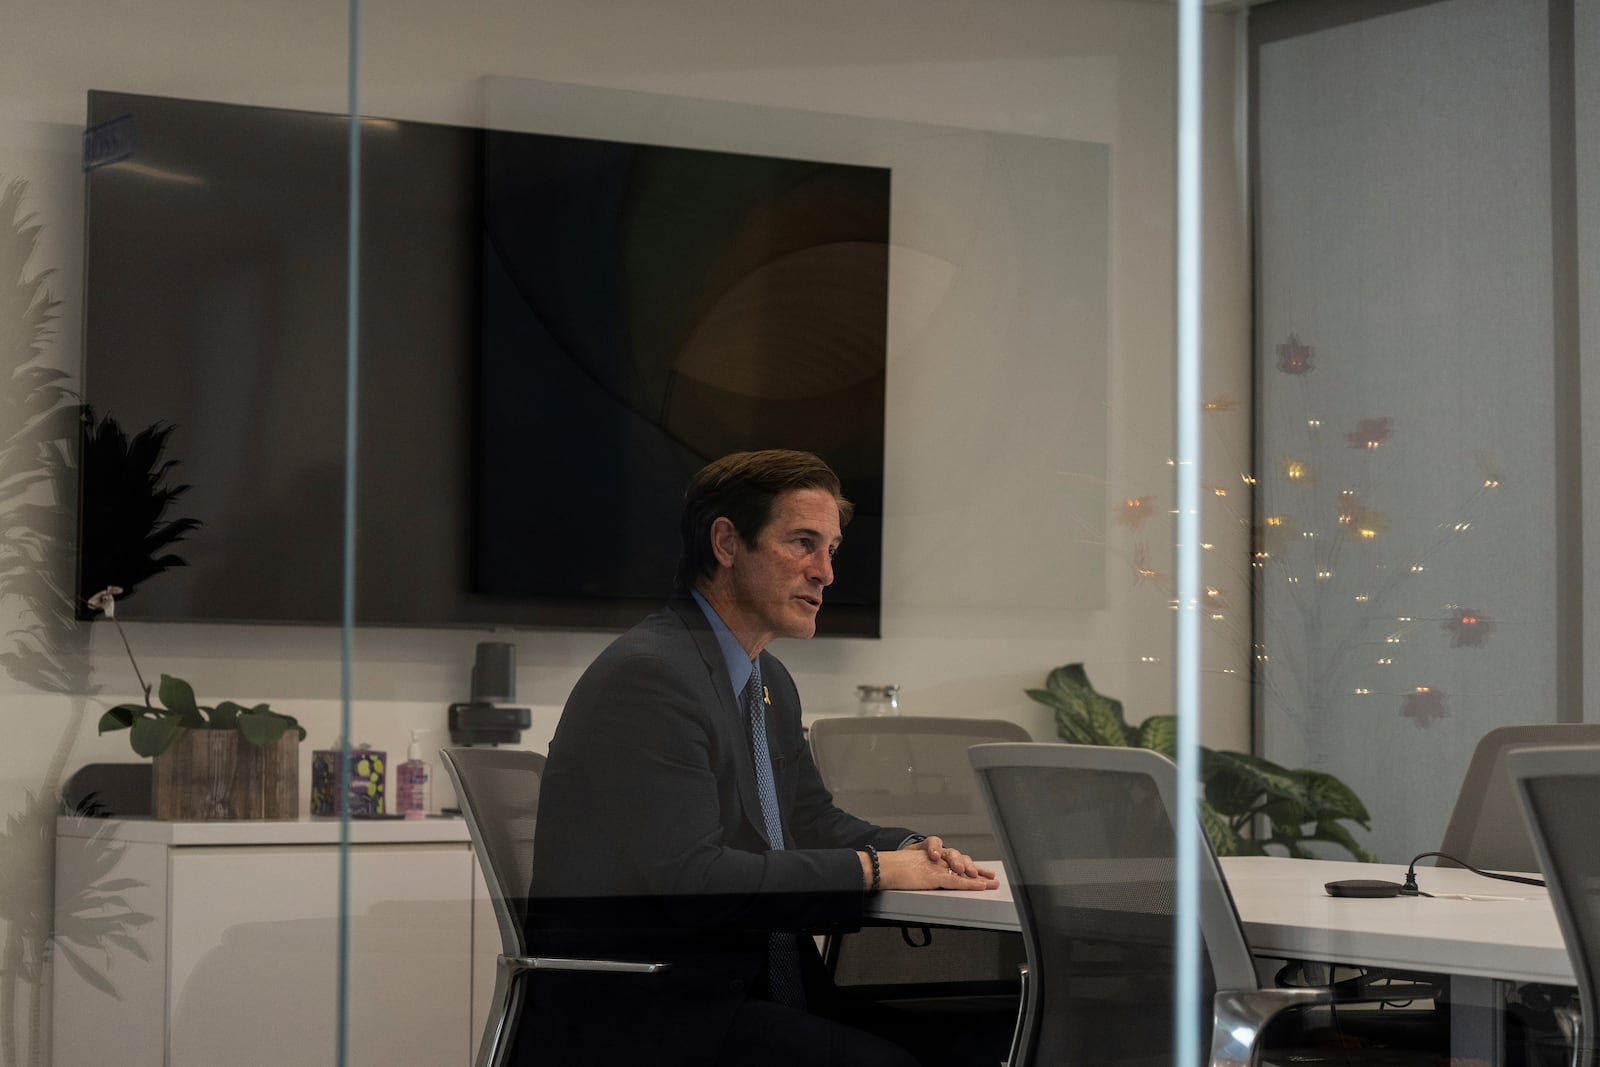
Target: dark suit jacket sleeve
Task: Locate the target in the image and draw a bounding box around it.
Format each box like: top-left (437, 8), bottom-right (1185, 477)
top-left (534, 634), bottom-right (907, 935)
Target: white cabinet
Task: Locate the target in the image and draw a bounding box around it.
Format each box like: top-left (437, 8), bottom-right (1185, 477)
top-left (53, 817), bottom-right (498, 1066)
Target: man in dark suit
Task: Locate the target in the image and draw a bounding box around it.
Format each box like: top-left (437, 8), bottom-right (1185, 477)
top-left (525, 450), bottom-right (999, 1066)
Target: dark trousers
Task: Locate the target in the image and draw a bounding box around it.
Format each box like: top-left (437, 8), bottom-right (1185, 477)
top-left (714, 996), bottom-right (923, 1067)
top-left (710, 935), bottom-right (1016, 1067)
top-left (512, 936), bottom-right (1016, 1067)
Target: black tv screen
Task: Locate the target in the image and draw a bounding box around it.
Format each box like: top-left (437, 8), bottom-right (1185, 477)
top-left (79, 90), bottom-right (888, 635)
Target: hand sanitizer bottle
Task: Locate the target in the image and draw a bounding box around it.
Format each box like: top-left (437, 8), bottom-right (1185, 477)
top-left (397, 730), bottom-right (431, 820)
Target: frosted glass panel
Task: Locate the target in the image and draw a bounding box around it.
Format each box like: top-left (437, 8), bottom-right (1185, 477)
top-left (1256, 0), bottom-right (1558, 862)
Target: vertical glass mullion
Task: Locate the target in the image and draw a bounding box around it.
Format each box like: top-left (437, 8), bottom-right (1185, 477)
top-left (337, 3), bottom-right (363, 1066)
top-left (1174, 1), bottom-right (1205, 1065)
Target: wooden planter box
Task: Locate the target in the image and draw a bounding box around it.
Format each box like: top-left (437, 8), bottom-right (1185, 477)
top-left (152, 730), bottom-right (299, 820)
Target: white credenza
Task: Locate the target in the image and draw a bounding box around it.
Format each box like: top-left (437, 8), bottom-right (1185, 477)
top-left (53, 816), bottom-right (501, 1067)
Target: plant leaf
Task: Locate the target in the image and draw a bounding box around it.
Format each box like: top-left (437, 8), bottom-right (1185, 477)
top-left (1198, 800), bottom-right (1241, 856)
top-left (1026, 661), bottom-right (1375, 863)
top-left (248, 702), bottom-right (304, 739)
top-left (236, 708), bottom-right (289, 747)
top-left (1024, 686), bottom-right (1067, 713)
top-left (1042, 663), bottom-right (1131, 746)
top-left (97, 705), bottom-right (141, 733)
top-left (210, 700), bottom-right (245, 730)
top-left (93, 878), bottom-right (143, 892)
top-left (157, 674), bottom-right (201, 718)
top-left (129, 714), bottom-right (185, 757)
top-left (1134, 715), bottom-right (1177, 756)
top-left (1259, 795), bottom-right (1312, 831)
top-left (1083, 694), bottom-right (1133, 746)
top-left (51, 941), bottom-right (120, 998)
top-left (1299, 770), bottom-right (1372, 825)
top-left (1203, 763), bottom-right (1266, 817)
top-left (1205, 750), bottom-right (1306, 817)
top-left (1053, 707), bottom-right (1098, 745)
top-left (1045, 662), bottom-right (1095, 703)
top-left (75, 412), bottom-right (201, 609)
top-left (104, 929), bottom-right (153, 962)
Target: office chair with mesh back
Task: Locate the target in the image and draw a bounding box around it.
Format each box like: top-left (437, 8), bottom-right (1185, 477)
top-left (969, 742), bottom-right (1408, 1067)
top-left (440, 748), bottom-right (667, 1067)
top-left (809, 715), bottom-right (1033, 858)
top-left (1509, 744), bottom-right (1600, 1067)
top-left (1439, 724), bottom-right (1600, 873)
top-left (809, 716), bottom-right (1030, 1003)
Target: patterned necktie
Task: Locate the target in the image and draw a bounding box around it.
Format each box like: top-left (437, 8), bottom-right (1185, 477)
top-left (746, 660), bottom-right (805, 1008)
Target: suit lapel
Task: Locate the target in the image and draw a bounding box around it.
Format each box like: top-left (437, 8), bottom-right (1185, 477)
top-left (668, 595), bottom-right (772, 847)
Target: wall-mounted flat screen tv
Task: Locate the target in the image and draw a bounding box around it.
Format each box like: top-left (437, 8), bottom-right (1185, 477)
top-left (78, 89), bottom-right (888, 635)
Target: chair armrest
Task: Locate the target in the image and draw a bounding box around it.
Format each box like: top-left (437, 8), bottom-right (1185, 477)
top-left (1005, 962), bottom-right (1030, 1067)
top-left (1214, 968), bottom-right (1442, 1067)
top-left (1553, 998), bottom-right (1583, 1067)
top-left (504, 955), bottom-right (669, 974)
top-left (1212, 986), bottom-right (1336, 1067)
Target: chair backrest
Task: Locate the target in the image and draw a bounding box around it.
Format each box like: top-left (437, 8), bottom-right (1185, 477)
top-left (440, 747), bottom-right (545, 956)
top-left (970, 742), bottom-right (1257, 1067)
top-left (809, 715), bottom-right (1031, 859)
top-left (1507, 744), bottom-right (1600, 1055)
top-left (1440, 723), bottom-right (1600, 872)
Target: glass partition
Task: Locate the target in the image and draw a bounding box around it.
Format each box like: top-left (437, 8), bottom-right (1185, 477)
top-left (328, 1), bottom-right (1599, 1063)
top-left (348, 3), bottom-right (1226, 1067)
top-left (1246, 2), bottom-right (1597, 1064)
top-left (0, 4), bottom-right (358, 1065)
top-left (0, 2), bottom-right (1261, 1065)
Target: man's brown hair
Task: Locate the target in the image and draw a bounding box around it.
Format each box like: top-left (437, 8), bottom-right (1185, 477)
top-left (676, 450), bottom-right (854, 589)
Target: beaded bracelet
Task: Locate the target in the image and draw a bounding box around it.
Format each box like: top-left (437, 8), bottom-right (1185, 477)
top-left (863, 843), bottom-right (881, 893)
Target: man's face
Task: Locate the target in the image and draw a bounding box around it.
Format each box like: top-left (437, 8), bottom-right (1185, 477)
top-left (717, 487), bottom-right (842, 647)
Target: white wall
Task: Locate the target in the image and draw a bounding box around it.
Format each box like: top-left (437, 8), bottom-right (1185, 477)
top-left (0, 3), bottom-right (1249, 1062)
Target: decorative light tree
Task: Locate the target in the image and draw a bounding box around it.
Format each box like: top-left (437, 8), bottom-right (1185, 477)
top-left (1118, 331), bottom-right (1503, 736)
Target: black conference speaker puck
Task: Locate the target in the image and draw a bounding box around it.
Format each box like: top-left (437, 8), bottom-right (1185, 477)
top-left (1325, 879), bottom-right (1404, 898)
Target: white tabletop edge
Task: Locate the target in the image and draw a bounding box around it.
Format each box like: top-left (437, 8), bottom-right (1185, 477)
top-left (867, 855), bottom-right (1574, 987)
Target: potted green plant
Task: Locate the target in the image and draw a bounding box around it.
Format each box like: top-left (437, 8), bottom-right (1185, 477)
top-left (91, 587), bottom-right (305, 819)
top-left (1027, 662), bottom-right (1376, 862)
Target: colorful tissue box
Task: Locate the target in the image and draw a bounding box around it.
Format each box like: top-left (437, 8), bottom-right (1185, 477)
top-left (310, 747), bottom-right (387, 817)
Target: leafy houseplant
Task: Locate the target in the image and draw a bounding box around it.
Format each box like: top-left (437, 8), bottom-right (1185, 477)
top-left (1027, 663), bottom-right (1376, 862)
top-left (91, 586), bottom-right (303, 820)
top-left (78, 409), bottom-right (304, 820)
top-left (75, 412), bottom-right (203, 620)
top-left (90, 588), bottom-right (305, 758)
top-left (99, 672), bottom-right (305, 759)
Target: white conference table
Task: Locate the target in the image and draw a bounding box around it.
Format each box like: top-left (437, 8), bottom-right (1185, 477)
top-left (868, 855), bottom-right (1572, 987)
